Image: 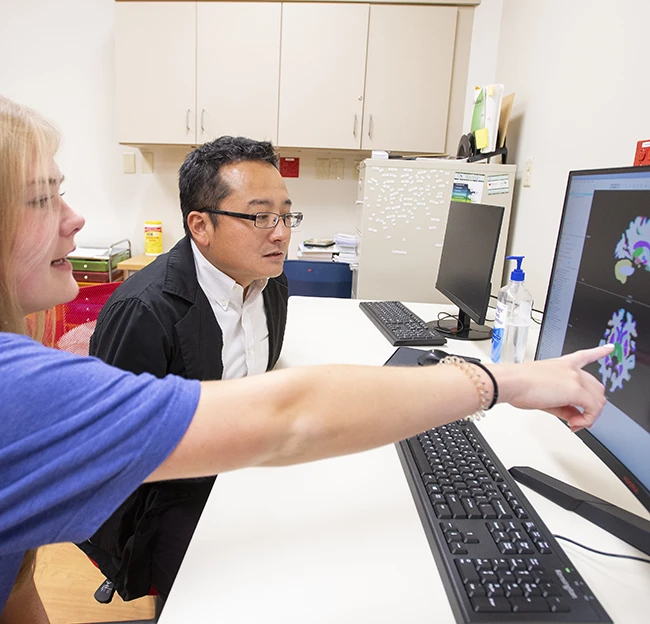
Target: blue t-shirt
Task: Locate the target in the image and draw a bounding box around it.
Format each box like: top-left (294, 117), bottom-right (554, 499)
top-left (0, 333), bottom-right (201, 613)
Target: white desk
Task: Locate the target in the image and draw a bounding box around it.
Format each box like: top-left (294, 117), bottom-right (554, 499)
top-left (160, 297), bottom-right (650, 624)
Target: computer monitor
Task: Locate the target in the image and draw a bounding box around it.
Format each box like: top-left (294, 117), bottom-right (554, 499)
top-left (431, 201), bottom-right (504, 341)
top-left (536, 164), bottom-right (650, 518)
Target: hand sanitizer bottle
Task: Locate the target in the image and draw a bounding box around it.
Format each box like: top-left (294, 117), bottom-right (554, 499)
top-left (491, 256), bottom-right (533, 364)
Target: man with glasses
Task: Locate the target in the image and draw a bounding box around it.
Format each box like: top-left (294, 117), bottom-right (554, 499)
top-left (78, 136), bottom-right (301, 603)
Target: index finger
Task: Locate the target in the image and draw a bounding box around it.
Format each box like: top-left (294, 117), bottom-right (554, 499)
top-left (563, 343), bottom-right (615, 369)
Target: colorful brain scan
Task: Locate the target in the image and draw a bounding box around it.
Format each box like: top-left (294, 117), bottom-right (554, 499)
top-left (614, 216), bottom-right (650, 284)
top-left (598, 308), bottom-right (637, 392)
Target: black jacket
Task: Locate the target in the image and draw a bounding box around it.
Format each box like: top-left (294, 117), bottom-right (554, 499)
top-left (78, 235), bottom-right (288, 600)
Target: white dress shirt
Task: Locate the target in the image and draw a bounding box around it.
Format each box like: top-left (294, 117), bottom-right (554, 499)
top-left (191, 239), bottom-right (269, 379)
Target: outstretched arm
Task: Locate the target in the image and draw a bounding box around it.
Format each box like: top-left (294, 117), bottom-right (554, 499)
top-left (147, 344), bottom-right (613, 482)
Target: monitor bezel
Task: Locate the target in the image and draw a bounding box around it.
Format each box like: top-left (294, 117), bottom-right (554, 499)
top-left (535, 163), bottom-right (650, 515)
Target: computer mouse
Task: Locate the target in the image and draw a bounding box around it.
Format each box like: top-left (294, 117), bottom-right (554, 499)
top-left (416, 349), bottom-right (481, 366)
top-left (417, 349), bottom-right (449, 366)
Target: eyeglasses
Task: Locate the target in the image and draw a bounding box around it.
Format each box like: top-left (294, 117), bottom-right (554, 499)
top-left (199, 208), bottom-right (303, 229)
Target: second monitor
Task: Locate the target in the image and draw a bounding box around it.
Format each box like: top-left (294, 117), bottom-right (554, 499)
top-left (431, 201), bottom-right (504, 341)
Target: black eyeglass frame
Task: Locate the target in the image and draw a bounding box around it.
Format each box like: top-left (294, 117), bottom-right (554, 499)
top-left (199, 208), bottom-right (303, 229)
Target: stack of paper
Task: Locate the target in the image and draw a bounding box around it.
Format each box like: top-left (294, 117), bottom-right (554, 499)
top-left (297, 242), bottom-right (337, 261)
top-left (332, 233), bottom-right (360, 265)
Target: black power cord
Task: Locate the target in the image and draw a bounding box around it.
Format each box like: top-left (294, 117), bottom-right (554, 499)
top-left (553, 534), bottom-right (650, 565)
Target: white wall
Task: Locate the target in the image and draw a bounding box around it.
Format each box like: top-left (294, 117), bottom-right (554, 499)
top-left (495, 0), bottom-right (650, 306)
top-left (0, 0), bottom-right (361, 256)
top-left (462, 0), bottom-right (503, 131)
top-left (6, 0), bottom-right (647, 304)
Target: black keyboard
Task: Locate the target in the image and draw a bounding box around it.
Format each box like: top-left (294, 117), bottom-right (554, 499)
top-left (397, 421), bottom-right (612, 623)
top-left (359, 300), bottom-right (446, 346)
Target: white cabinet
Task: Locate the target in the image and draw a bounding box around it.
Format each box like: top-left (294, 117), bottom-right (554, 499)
top-left (278, 3), bottom-right (369, 150)
top-left (116, 2), bottom-right (196, 144)
top-left (197, 2), bottom-right (281, 143)
top-left (116, 1), bottom-right (281, 145)
top-left (361, 5), bottom-right (457, 153)
top-left (116, 2), bottom-right (469, 151)
top-left (278, 3), bottom-right (457, 152)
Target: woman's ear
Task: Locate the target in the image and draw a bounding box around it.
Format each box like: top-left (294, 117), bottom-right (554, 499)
top-left (187, 212), bottom-right (212, 247)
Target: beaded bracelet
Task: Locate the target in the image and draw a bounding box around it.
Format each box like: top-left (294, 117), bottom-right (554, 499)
top-left (438, 356), bottom-right (498, 422)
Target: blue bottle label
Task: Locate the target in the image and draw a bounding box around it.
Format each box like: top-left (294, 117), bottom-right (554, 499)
top-left (491, 300), bottom-right (507, 363)
top-left (491, 327), bottom-right (504, 362)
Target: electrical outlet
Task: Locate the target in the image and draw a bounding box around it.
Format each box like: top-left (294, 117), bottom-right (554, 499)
top-left (330, 158), bottom-right (344, 180)
top-left (316, 158), bottom-right (330, 180)
top-left (523, 157), bottom-right (534, 187)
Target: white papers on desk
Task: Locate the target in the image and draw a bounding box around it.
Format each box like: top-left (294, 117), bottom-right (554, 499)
top-left (297, 242), bottom-right (337, 260)
top-left (334, 232), bottom-right (360, 247)
top-left (296, 236), bottom-right (359, 264)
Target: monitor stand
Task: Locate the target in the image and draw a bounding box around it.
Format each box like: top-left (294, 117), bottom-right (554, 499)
top-left (427, 308), bottom-right (492, 341)
top-left (510, 466), bottom-right (650, 556)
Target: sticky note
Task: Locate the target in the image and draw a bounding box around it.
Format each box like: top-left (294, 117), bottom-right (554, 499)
top-left (474, 127), bottom-right (489, 150)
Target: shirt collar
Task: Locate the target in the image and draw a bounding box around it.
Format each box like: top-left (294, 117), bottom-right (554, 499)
top-left (190, 238), bottom-right (268, 310)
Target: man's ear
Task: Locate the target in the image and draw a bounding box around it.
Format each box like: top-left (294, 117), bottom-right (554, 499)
top-left (187, 211), bottom-right (213, 247)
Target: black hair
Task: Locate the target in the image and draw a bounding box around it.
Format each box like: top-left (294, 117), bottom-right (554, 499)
top-left (178, 135), bottom-right (279, 235)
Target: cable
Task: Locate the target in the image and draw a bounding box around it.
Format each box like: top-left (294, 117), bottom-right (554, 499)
top-left (433, 312), bottom-right (492, 337)
top-left (553, 534), bottom-right (650, 565)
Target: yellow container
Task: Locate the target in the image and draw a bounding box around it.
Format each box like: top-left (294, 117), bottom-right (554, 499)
top-left (144, 221), bottom-right (163, 256)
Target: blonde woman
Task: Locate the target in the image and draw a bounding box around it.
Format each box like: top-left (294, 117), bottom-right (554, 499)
top-left (0, 96), bottom-right (613, 622)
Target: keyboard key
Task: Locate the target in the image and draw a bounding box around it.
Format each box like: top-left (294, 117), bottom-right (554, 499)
top-left (456, 559), bottom-right (479, 583)
top-left (511, 597), bottom-right (551, 613)
top-left (464, 582), bottom-right (485, 598)
top-left (444, 530), bottom-right (462, 542)
top-left (445, 494), bottom-right (466, 518)
top-left (547, 596), bottom-right (571, 612)
top-left (460, 497), bottom-right (482, 519)
top-left (407, 439), bottom-right (433, 475)
top-left (448, 542), bottom-right (468, 555)
top-left (433, 503), bottom-right (452, 519)
top-left (470, 597), bottom-right (512, 612)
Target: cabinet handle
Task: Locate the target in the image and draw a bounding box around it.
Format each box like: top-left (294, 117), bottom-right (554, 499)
top-left (368, 115), bottom-right (374, 139)
top-left (353, 114), bottom-right (358, 137)
top-left (186, 109), bottom-right (191, 132)
top-left (201, 109), bottom-right (205, 132)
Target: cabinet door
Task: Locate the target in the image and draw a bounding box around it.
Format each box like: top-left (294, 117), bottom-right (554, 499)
top-left (197, 2), bottom-right (281, 144)
top-left (278, 3), bottom-right (368, 149)
top-left (115, 2), bottom-right (196, 144)
top-left (362, 5), bottom-right (457, 153)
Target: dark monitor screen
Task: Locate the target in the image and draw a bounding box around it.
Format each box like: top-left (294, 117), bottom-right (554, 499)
top-left (536, 165), bottom-right (650, 513)
top-left (433, 201), bottom-right (504, 341)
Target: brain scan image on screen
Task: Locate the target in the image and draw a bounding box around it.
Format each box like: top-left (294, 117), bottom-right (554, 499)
top-left (598, 308), bottom-right (637, 392)
top-left (614, 216), bottom-right (650, 284)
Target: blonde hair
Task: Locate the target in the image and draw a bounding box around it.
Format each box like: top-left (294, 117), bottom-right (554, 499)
top-left (0, 96), bottom-right (61, 335)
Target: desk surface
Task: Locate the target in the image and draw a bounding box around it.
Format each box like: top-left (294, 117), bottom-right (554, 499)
top-left (160, 297), bottom-right (650, 624)
top-left (116, 253), bottom-right (157, 273)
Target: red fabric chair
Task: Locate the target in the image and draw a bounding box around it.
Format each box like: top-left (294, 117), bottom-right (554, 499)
top-left (50, 282), bottom-right (123, 355)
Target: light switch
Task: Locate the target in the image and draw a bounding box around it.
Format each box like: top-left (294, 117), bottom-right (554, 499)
top-left (523, 157), bottom-right (534, 188)
top-left (316, 158), bottom-right (330, 180)
top-left (122, 152), bottom-right (136, 174)
top-left (142, 152), bottom-right (154, 174)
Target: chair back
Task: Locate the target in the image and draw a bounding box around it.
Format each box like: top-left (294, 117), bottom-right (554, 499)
top-left (52, 282), bottom-right (122, 356)
top-left (283, 260), bottom-right (353, 298)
